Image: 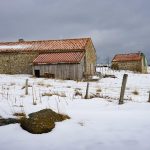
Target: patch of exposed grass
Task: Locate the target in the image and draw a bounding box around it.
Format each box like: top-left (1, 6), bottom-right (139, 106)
top-left (37, 81), bottom-right (52, 87)
top-left (42, 93), bottom-right (53, 97)
top-left (42, 92), bottom-right (66, 97)
top-left (96, 88), bottom-right (102, 93)
top-left (132, 90), bottom-right (139, 95)
top-left (13, 112), bottom-right (26, 118)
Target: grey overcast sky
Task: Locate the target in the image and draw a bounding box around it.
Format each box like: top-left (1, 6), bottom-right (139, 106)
top-left (0, 0), bottom-right (150, 63)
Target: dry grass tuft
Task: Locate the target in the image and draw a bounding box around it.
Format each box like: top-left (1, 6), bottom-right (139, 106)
top-left (37, 81), bottom-right (52, 87)
top-left (66, 86), bottom-right (71, 88)
top-left (21, 85), bottom-right (32, 89)
top-left (78, 121), bottom-right (84, 126)
top-left (74, 90), bottom-right (82, 97)
top-left (42, 93), bottom-right (53, 97)
top-left (20, 94), bottom-right (25, 98)
top-left (96, 88), bottom-right (102, 93)
top-left (42, 92), bottom-right (66, 97)
top-left (13, 112), bottom-right (26, 118)
top-left (10, 82), bottom-right (16, 86)
top-left (132, 90), bottom-right (139, 95)
top-left (37, 81), bottom-right (45, 86)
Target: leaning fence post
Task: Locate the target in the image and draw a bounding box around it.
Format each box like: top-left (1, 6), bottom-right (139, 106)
top-left (148, 91), bottom-right (150, 102)
top-left (85, 82), bottom-right (89, 99)
top-left (119, 74), bottom-right (128, 104)
top-left (25, 79), bottom-right (28, 95)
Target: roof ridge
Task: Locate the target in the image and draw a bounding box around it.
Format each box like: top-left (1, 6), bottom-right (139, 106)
top-left (0, 37), bottom-right (91, 44)
top-left (114, 52), bottom-right (142, 56)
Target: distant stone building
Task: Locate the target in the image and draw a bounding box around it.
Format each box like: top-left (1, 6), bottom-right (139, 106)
top-left (0, 38), bottom-right (96, 80)
top-left (111, 52), bottom-right (148, 73)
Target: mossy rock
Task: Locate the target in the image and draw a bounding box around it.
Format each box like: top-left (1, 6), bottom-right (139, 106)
top-left (20, 109), bottom-right (70, 134)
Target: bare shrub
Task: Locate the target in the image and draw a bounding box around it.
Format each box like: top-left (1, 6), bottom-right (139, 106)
top-left (74, 90), bottom-right (82, 97)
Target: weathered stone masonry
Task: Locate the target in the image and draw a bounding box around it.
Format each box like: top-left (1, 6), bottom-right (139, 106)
top-left (0, 53), bottom-right (38, 74)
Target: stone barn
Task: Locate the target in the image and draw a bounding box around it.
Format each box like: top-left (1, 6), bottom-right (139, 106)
top-left (0, 38), bottom-right (96, 80)
top-left (111, 52), bottom-right (148, 73)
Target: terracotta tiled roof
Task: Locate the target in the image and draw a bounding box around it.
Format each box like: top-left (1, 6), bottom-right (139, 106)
top-left (112, 53), bottom-right (142, 62)
top-left (0, 38), bottom-right (90, 53)
top-left (33, 52), bottom-right (85, 64)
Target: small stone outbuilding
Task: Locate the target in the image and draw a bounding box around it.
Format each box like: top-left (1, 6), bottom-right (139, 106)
top-left (0, 38), bottom-right (96, 80)
top-left (111, 52), bottom-right (148, 73)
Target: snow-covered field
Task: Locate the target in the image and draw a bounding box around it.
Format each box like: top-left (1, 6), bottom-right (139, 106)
top-left (0, 68), bottom-right (150, 150)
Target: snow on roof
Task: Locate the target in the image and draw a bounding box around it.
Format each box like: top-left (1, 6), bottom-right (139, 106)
top-left (0, 45), bottom-right (30, 50)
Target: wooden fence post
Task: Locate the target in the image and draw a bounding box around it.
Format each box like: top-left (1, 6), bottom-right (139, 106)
top-left (25, 79), bottom-right (28, 95)
top-left (119, 74), bottom-right (128, 104)
top-left (85, 82), bottom-right (89, 99)
top-left (148, 91), bottom-right (150, 102)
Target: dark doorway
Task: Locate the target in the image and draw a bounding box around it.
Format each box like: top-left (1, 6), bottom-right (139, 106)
top-left (34, 70), bottom-right (40, 77)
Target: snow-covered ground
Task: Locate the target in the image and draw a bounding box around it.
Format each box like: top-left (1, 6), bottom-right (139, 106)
top-left (0, 68), bottom-right (150, 150)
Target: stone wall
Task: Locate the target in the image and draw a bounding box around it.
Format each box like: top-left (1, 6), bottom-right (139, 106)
top-left (0, 52), bottom-right (38, 74)
top-left (141, 57), bottom-right (148, 73)
top-left (112, 60), bottom-right (142, 72)
top-left (85, 39), bottom-right (96, 76)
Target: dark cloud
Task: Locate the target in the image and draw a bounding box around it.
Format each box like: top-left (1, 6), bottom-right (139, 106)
top-left (0, 0), bottom-right (149, 63)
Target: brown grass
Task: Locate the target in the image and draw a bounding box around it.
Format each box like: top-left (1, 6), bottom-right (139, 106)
top-left (42, 92), bottom-right (66, 97)
top-left (13, 112), bottom-right (26, 117)
top-left (132, 90), bottom-right (139, 95)
top-left (42, 93), bottom-right (53, 97)
top-left (96, 88), bottom-right (102, 93)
